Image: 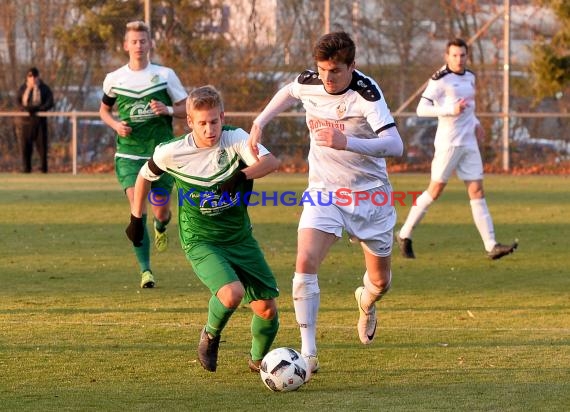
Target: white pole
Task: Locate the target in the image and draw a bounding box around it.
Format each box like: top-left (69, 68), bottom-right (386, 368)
top-left (145, 0), bottom-right (151, 31)
top-left (71, 111), bottom-right (77, 175)
top-left (502, 0), bottom-right (510, 172)
top-left (352, 1), bottom-right (359, 46)
top-left (324, 0), bottom-right (330, 34)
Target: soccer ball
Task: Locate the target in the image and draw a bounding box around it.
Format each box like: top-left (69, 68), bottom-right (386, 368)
top-left (260, 347), bottom-right (307, 392)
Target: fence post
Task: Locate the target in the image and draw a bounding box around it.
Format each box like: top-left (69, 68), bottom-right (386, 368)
top-left (71, 110), bottom-right (77, 175)
top-left (502, 0), bottom-right (511, 172)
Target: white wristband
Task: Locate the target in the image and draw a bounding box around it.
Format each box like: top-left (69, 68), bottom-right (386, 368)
top-left (167, 106), bottom-right (174, 116)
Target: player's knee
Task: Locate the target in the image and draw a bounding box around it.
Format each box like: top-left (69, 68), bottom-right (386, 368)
top-left (364, 272), bottom-right (391, 298)
top-left (428, 183), bottom-right (445, 200)
top-left (254, 309), bottom-right (274, 320)
top-left (295, 250), bottom-right (321, 274)
top-left (217, 282), bottom-right (245, 308)
top-left (264, 306), bottom-right (278, 320)
top-left (371, 280), bottom-right (391, 297)
top-left (468, 186), bottom-right (484, 199)
top-left (253, 300), bottom-right (278, 320)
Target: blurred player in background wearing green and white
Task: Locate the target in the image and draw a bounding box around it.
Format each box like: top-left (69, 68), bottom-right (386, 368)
top-left (100, 20), bottom-right (188, 288)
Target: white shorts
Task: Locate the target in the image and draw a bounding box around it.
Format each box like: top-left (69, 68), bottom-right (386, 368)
top-left (431, 145), bottom-right (484, 183)
top-left (297, 187), bottom-right (396, 257)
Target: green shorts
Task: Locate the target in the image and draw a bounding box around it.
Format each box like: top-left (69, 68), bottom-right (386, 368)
top-left (185, 235), bottom-right (279, 302)
top-left (115, 157), bottom-right (174, 192)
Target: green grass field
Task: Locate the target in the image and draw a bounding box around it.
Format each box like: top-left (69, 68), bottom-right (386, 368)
top-left (1, 173), bottom-right (568, 411)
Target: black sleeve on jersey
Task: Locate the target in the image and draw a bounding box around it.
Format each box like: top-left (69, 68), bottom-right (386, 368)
top-left (431, 67), bottom-right (451, 80)
top-left (148, 157), bottom-right (165, 176)
top-left (102, 93), bottom-right (116, 107)
top-left (351, 72), bottom-right (382, 102)
top-left (297, 70), bottom-right (322, 85)
top-left (375, 122), bottom-right (397, 134)
top-left (239, 161), bottom-right (254, 208)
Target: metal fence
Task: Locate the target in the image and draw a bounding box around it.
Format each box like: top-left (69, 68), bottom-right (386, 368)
top-left (1, 110), bottom-right (568, 174)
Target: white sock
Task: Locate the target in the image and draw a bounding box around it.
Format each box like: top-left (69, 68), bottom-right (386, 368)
top-left (399, 191), bottom-right (434, 239)
top-left (292, 272), bottom-right (320, 357)
top-left (470, 198), bottom-right (497, 251)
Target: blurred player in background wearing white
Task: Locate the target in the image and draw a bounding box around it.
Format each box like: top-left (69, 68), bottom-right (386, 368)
top-left (249, 31), bottom-right (403, 381)
top-left (396, 38), bottom-right (517, 260)
top-left (127, 86), bottom-right (281, 373)
top-left (100, 21), bottom-right (188, 288)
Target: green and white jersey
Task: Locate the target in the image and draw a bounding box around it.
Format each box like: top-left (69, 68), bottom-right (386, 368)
top-left (102, 63), bottom-right (188, 159)
top-left (140, 126), bottom-right (270, 248)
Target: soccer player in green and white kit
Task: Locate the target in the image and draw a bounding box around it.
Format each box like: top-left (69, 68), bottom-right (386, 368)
top-left (100, 21), bottom-right (188, 288)
top-left (126, 85), bottom-right (281, 373)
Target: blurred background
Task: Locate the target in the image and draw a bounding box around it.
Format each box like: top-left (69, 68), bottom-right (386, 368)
top-left (0, 0), bottom-right (568, 174)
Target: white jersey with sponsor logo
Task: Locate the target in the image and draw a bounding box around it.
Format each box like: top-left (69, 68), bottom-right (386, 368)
top-left (421, 67), bottom-right (478, 149)
top-left (288, 69), bottom-right (395, 192)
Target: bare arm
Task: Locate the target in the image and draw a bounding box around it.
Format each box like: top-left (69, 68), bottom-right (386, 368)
top-left (149, 98), bottom-right (187, 119)
top-left (242, 153), bottom-right (280, 180)
top-left (172, 99), bottom-right (187, 118)
top-left (99, 102), bottom-right (132, 137)
top-left (131, 173), bottom-right (152, 218)
top-left (218, 152), bottom-right (280, 198)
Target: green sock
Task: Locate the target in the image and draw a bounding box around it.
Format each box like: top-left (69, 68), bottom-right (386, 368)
top-left (205, 295), bottom-right (235, 337)
top-left (154, 212), bottom-right (171, 233)
top-left (250, 312), bottom-right (279, 361)
top-left (134, 214), bottom-right (150, 272)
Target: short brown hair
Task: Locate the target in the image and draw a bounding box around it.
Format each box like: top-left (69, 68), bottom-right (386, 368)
top-left (313, 32), bottom-right (355, 65)
top-left (186, 85), bottom-right (224, 113)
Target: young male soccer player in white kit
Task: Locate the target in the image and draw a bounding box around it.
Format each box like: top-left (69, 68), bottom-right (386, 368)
top-left (396, 38), bottom-right (517, 260)
top-left (126, 86), bottom-right (281, 373)
top-left (249, 32), bottom-right (403, 380)
top-left (100, 20), bottom-right (188, 288)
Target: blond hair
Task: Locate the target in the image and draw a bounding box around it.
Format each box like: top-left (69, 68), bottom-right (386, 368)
top-left (186, 85), bottom-right (224, 113)
top-left (124, 20), bottom-right (150, 40)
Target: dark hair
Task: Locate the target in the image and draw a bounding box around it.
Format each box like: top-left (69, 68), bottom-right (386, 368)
top-left (446, 38), bottom-right (468, 53)
top-left (27, 67), bottom-right (39, 77)
top-left (313, 32), bottom-right (355, 65)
